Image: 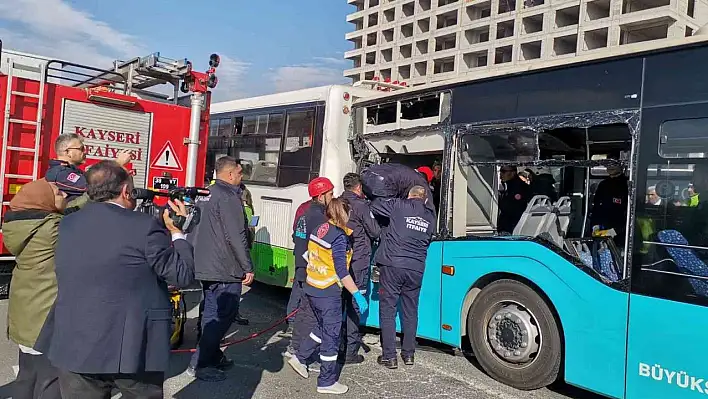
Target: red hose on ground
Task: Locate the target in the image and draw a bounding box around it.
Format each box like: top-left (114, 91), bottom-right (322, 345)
top-left (171, 309), bottom-right (299, 354)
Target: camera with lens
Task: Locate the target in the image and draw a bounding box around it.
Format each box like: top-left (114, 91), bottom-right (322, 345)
top-left (130, 187), bottom-right (210, 233)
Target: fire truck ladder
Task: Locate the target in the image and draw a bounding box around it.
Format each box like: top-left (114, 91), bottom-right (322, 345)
top-left (0, 60), bottom-right (46, 209)
top-left (71, 53), bottom-right (192, 103)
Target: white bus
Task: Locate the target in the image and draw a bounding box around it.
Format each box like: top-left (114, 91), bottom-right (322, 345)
top-left (208, 84), bottom-right (380, 287)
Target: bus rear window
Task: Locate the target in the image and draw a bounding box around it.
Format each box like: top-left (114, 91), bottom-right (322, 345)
top-left (659, 118), bottom-right (708, 159)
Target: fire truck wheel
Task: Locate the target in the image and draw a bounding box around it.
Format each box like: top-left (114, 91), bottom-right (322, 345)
top-left (467, 279), bottom-right (562, 391)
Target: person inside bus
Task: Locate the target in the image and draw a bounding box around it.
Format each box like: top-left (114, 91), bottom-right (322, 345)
top-left (287, 197), bottom-right (368, 395)
top-left (686, 183), bottom-right (700, 207)
top-left (284, 177), bottom-right (334, 364)
top-left (340, 172), bottom-right (381, 364)
top-left (4, 179), bottom-right (68, 399)
top-left (529, 167), bottom-right (558, 203)
top-left (45, 133), bottom-right (132, 210)
top-left (647, 186), bottom-right (662, 206)
top-left (431, 160), bottom-right (443, 211)
top-left (370, 185), bottom-right (435, 369)
top-left (589, 163), bottom-right (629, 246)
top-left (497, 165), bottom-right (532, 234)
top-left (680, 164), bottom-right (708, 246)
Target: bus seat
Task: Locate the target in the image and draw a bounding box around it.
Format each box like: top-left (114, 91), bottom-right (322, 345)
top-left (656, 230), bottom-right (708, 297)
top-left (597, 245), bottom-right (619, 282)
top-left (543, 196), bottom-right (573, 247)
top-left (513, 195), bottom-right (553, 237)
top-left (567, 238), bottom-right (620, 282)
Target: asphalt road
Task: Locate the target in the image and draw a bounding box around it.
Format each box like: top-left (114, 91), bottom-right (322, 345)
top-left (0, 283), bottom-right (603, 399)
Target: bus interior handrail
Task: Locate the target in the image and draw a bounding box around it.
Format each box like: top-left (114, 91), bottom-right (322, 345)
top-left (643, 241), bottom-right (708, 251)
top-left (639, 265), bottom-right (708, 282)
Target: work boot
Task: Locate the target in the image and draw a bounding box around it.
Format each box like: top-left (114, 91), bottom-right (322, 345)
top-left (282, 344), bottom-right (296, 358)
top-left (401, 354), bottom-right (414, 366)
top-left (317, 382), bottom-right (349, 395)
top-left (343, 354), bottom-right (365, 365)
top-left (194, 367), bottom-right (226, 382)
top-left (282, 325), bottom-right (294, 337)
top-left (288, 356), bottom-right (309, 379)
top-left (233, 314), bottom-right (249, 326)
top-left (377, 355), bottom-right (398, 369)
top-left (216, 354), bottom-right (234, 370)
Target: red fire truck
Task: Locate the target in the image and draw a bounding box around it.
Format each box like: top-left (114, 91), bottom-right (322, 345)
top-left (0, 40), bottom-right (220, 296)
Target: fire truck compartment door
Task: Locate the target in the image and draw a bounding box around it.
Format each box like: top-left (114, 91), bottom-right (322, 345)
top-left (61, 100), bottom-right (153, 189)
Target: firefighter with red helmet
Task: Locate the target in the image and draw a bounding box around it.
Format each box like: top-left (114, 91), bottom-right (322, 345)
top-left (284, 177), bottom-right (335, 362)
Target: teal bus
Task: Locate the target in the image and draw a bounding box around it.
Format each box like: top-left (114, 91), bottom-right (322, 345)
top-left (351, 36), bottom-right (708, 398)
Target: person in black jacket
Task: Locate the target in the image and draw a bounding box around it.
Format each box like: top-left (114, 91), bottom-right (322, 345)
top-left (340, 173), bottom-right (381, 363)
top-left (360, 163), bottom-right (436, 214)
top-left (497, 166), bottom-right (532, 234)
top-left (371, 186), bottom-right (435, 369)
top-left (49, 160), bottom-right (195, 398)
top-left (187, 156), bottom-right (254, 382)
top-left (590, 164), bottom-right (629, 246)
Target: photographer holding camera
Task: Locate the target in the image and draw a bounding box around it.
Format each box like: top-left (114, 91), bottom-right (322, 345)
top-left (47, 160), bottom-right (195, 399)
top-left (187, 155), bottom-right (254, 382)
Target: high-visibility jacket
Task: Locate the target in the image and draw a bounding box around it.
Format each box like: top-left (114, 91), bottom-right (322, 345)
top-left (688, 193), bottom-right (700, 207)
top-left (306, 221), bottom-right (353, 292)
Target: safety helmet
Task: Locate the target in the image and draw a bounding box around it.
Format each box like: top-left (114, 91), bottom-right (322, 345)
top-left (308, 177), bottom-right (334, 197)
top-left (416, 166), bottom-right (434, 184)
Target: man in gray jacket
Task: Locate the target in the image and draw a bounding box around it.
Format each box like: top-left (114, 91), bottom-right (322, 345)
top-left (188, 156), bottom-right (254, 382)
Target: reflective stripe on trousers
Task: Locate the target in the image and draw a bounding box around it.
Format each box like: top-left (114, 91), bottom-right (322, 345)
top-left (296, 294), bottom-right (343, 388)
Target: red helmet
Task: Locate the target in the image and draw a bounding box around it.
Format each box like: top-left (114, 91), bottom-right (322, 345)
top-left (416, 166), bottom-right (434, 184)
top-left (308, 177), bottom-right (334, 197)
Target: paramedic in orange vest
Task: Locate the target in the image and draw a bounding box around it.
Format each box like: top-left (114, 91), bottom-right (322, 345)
top-left (285, 177), bottom-right (333, 359)
top-left (287, 197), bottom-right (369, 395)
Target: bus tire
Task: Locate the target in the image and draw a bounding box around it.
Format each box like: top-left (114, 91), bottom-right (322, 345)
top-left (467, 279), bottom-right (561, 390)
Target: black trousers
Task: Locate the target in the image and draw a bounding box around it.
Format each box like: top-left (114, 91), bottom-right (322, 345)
top-left (57, 369), bottom-right (163, 399)
top-left (342, 264), bottom-right (370, 356)
top-left (378, 266), bottom-right (423, 359)
top-left (290, 281), bottom-right (317, 355)
top-left (13, 350), bottom-right (61, 399)
top-left (190, 281), bottom-right (242, 369)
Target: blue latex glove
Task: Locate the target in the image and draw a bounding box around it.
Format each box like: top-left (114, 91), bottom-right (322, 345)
top-left (352, 290), bottom-right (369, 314)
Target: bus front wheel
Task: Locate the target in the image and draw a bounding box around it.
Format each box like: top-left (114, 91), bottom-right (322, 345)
top-left (467, 279), bottom-right (562, 390)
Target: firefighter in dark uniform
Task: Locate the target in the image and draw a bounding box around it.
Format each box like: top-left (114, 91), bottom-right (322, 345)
top-left (361, 163), bottom-right (436, 214)
top-left (590, 164), bottom-right (629, 246)
top-left (370, 185), bottom-right (435, 368)
top-left (497, 165), bottom-right (532, 234)
top-left (45, 133), bottom-right (131, 210)
top-left (340, 173), bottom-right (380, 363)
top-left (285, 177), bottom-right (334, 359)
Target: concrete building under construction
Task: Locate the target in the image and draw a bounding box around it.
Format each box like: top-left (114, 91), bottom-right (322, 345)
top-left (344, 0), bottom-right (708, 86)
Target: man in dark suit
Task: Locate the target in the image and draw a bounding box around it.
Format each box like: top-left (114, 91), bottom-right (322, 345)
top-left (48, 160), bottom-right (195, 399)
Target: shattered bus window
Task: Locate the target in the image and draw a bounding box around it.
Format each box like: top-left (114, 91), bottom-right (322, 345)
top-left (459, 130), bottom-right (538, 163)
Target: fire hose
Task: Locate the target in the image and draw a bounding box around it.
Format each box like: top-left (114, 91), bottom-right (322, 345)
top-left (170, 308), bottom-right (299, 354)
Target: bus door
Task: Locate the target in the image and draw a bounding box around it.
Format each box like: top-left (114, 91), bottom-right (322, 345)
top-left (627, 104), bottom-right (708, 398)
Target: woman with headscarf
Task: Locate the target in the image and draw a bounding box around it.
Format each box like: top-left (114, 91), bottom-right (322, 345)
top-left (4, 179), bottom-right (68, 399)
